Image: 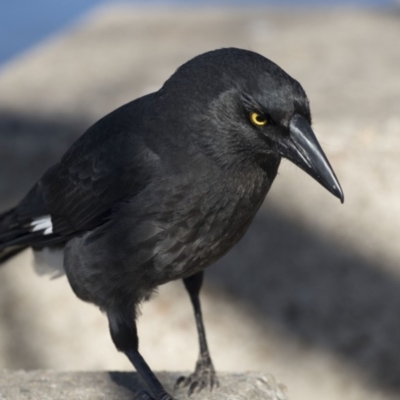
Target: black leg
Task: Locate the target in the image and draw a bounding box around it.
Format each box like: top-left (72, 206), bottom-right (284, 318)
top-left (175, 271), bottom-right (219, 395)
top-left (107, 307), bottom-right (175, 400)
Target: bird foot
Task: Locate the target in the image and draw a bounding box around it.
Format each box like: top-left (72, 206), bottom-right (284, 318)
top-left (175, 356), bottom-right (219, 395)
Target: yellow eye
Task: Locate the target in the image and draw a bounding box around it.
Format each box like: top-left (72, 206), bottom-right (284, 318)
top-left (250, 112), bottom-right (267, 126)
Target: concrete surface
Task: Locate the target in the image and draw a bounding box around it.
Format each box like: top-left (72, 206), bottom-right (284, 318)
top-left (0, 5), bottom-right (399, 400)
top-left (0, 371), bottom-right (287, 400)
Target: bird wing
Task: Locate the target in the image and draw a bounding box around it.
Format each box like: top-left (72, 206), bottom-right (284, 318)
top-left (39, 96), bottom-right (158, 237)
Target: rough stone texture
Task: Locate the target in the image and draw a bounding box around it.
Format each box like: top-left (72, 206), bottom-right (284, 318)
top-left (0, 371), bottom-right (287, 400)
top-left (0, 6), bottom-right (399, 400)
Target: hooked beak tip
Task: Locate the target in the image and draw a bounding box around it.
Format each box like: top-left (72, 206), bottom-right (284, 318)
top-left (335, 186), bottom-right (345, 204)
top-left (283, 114), bottom-right (345, 204)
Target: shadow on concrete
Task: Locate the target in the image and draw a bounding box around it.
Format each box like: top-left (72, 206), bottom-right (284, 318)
top-left (211, 206), bottom-right (400, 393)
top-left (0, 110), bottom-right (399, 393)
top-left (108, 371), bottom-right (146, 396)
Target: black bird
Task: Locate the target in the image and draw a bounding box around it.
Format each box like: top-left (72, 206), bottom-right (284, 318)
top-left (0, 48), bottom-right (343, 400)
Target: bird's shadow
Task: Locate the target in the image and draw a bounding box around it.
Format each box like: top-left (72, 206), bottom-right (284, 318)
top-left (108, 371), bottom-right (148, 398)
top-left (211, 208), bottom-right (400, 393)
top-left (1, 110), bottom-right (400, 395)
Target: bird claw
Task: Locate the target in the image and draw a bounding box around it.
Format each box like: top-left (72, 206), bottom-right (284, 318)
top-left (175, 357), bottom-right (219, 395)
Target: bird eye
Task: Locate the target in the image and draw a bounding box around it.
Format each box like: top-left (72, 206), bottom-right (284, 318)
top-left (250, 112), bottom-right (267, 126)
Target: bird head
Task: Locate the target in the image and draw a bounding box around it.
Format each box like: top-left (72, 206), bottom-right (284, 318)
top-left (160, 48), bottom-right (344, 203)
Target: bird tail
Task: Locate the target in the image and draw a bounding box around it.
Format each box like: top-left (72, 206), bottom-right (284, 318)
top-left (0, 207), bottom-right (61, 265)
top-left (0, 207), bottom-right (30, 264)
top-left (0, 183), bottom-right (69, 266)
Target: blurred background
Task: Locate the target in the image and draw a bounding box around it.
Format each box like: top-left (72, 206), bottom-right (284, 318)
top-left (0, 1), bottom-right (400, 399)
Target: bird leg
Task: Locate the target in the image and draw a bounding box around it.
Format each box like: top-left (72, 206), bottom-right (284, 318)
top-left (175, 271), bottom-right (219, 395)
top-left (108, 307), bottom-right (175, 400)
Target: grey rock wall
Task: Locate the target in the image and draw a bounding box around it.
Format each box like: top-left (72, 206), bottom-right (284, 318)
top-left (0, 371), bottom-right (287, 400)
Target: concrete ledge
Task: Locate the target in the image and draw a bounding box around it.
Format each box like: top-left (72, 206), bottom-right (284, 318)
top-left (0, 370), bottom-right (288, 400)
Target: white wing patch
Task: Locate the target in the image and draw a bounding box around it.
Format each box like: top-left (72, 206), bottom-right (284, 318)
top-left (31, 216), bottom-right (53, 235)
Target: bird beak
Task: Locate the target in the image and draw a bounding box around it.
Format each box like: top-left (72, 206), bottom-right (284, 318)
top-left (278, 114), bottom-right (344, 203)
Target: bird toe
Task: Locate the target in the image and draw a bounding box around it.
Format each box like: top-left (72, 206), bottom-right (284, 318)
top-left (174, 375), bottom-right (188, 389)
top-left (175, 366), bottom-right (219, 396)
top-left (188, 380), bottom-right (201, 395)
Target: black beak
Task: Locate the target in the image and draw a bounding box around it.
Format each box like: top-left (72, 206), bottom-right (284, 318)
top-left (278, 114), bottom-right (344, 203)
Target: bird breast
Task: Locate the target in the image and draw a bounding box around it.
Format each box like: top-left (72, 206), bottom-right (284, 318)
top-left (124, 166), bottom-right (274, 285)
top-left (63, 163), bottom-right (277, 309)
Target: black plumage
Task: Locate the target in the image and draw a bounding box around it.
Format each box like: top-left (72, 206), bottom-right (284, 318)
top-left (0, 48), bottom-right (343, 400)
